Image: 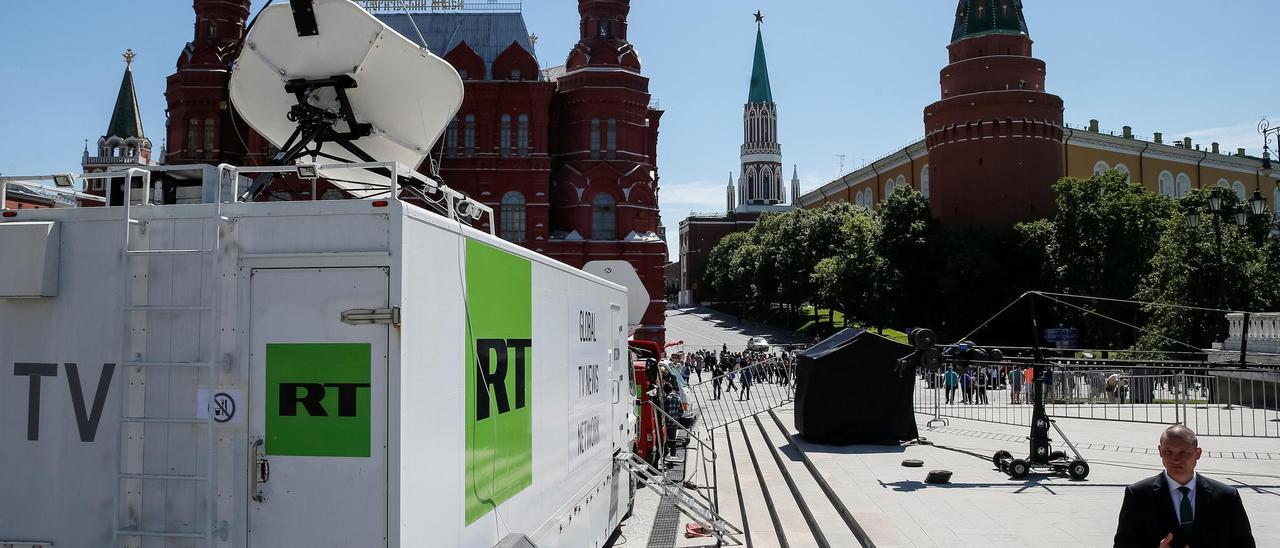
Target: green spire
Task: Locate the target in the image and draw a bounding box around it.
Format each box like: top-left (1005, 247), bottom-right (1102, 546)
top-left (748, 26), bottom-right (773, 103)
top-left (951, 0), bottom-right (1028, 44)
top-left (106, 51), bottom-right (145, 139)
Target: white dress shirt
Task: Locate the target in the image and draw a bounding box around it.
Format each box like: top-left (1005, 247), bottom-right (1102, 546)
top-left (1165, 472), bottom-right (1198, 523)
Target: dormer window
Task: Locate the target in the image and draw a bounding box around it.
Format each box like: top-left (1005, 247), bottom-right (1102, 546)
top-left (597, 20), bottom-right (609, 38)
top-left (511, 69), bottom-right (521, 80)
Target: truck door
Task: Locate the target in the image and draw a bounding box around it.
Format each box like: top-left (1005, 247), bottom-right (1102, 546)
top-left (609, 304), bottom-right (629, 451)
top-left (247, 267), bottom-right (390, 547)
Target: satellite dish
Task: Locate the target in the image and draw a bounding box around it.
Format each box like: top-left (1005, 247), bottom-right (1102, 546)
top-left (583, 260), bottom-right (650, 329)
top-left (229, 0), bottom-right (464, 197)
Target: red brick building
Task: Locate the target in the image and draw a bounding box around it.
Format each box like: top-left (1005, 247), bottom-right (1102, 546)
top-left (163, 0), bottom-right (668, 343)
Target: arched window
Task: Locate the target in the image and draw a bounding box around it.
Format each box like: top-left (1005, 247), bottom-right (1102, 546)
top-left (500, 191), bottom-right (527, 243)
top-left (1093, 161), bottom-right (1110, 177)
top-left (188, 118), bottom-right (200, 155)
top-left (591, 193), bottom-right (616, 240)
top-left (884, 179), bottom-right (894, 202)
top-left (1232, 181), bottom-right (1247, 201)
top-left (1114, 164), bottom-right (1130, 179)
top-left (517, 115), bottom-right (529, 157)
top-left (1158, 171), bottom-right (1175, 197)
top-left (606, 118), bottom-right (617, 160)
top-left (1217, 179), bottom-right (1230, 189)
top-left (500, 114), bottom-right (512, 157)
top-left (762, 169), bottom-right (773, 201)
top-left (1175, 173), bottom-right (1191, 197)
top-left (921, 164), bottom-right (930, 199)
top-left (446, 117), bottom-right (459, 156)
top-left (464, 115), bottom-right (476, 156)
top-left (590, 118), bottom-right (601, 159)
top-left (746, 167), bottom-right (757, 201)
top-left (896, 175), bottom-right (906, 190)
top-left (1274, 187), bottom-right (1280, 213)
top-left (204, 118), bottom-right (216, 157)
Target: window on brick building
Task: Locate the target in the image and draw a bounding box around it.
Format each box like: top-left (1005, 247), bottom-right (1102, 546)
top-left (591, 118), bottom-right (601, 159)
top-left (500, 115), bottom-right (512, 156)
top-left (518, 115), bottom-right (529, 157)
top-left (921, 164), bottom-right (930, 199)
top-left (204, 118), bottom-right (216, 158)
top-left (464, 115), bottom-right (476, 156)
top-left (188, 118), bottom-right (200, 155)
top-left (446, 117), bottom-right (459, 156)
top-left (500, 191), bottom-right (527, 243)
top-left (607, 119), bottom-right (617, 160)
top-left (591, 193), bottom-right (616, 240)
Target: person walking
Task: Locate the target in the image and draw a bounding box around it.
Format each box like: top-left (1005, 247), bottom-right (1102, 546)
top-left (1113, 425), bottom-right (1255, 547)
top-left (739, 366), bottom-right (753, 401)
top-left (943, 366), bottom-right (959, 405)
top-left (1023, 365), bottom-right (1035, 402)
top-left (660, 384), bottom-right (684, 459)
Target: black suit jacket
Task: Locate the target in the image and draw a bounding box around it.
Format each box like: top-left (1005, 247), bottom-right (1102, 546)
top-left (1114, 473), bottom-right (1254, 548)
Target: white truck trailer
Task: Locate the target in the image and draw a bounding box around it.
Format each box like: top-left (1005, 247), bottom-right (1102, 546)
top-left (0, 166), bottom-right (636, 547)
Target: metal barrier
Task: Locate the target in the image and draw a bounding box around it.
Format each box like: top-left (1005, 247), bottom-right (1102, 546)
top-left (915, 361), bottom-right (1280, 438)
top-left (685, 357), bottom-right (797, 431)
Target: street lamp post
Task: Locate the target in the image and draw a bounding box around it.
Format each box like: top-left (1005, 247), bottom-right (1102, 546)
top-left (1259, 118), bottom-right (1280, 239)
top-left (1183, 187), bottom-right (1250, 342)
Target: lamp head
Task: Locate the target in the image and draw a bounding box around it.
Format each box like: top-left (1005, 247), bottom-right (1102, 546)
top-left (1184, 204), bottom-right (1202, 229)
top-left (52, 173), bottom-right (75, 188)
top-left (1251, 191), bottom-right (1267, 216)
top-left (1234, 209), bottom-right (1249, 227)
top-left (1208, 188), bottom-right (1223, 212)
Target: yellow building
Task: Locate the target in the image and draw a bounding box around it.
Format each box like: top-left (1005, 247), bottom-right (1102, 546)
top-left (800, 123), bottom-right (1280, 220)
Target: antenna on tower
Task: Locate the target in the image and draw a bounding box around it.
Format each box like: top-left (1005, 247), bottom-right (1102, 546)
top-left (836, 154), bottom-right (846, 176)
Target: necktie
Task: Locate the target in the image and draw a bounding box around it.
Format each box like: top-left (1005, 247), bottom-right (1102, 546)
top-left (1178, 485), bottom-right (1194, 524)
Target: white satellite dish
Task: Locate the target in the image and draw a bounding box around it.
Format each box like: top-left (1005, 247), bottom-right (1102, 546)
top-left (229, 0), bottom-right (463, 197)
top-left (583, 260), bottom-right (651, 329)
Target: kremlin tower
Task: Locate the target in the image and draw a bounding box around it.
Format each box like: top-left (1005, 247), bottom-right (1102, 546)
top-left (924, 0), bottom-right (1064, 227)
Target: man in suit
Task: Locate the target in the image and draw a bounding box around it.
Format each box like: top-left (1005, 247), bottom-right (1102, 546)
top-left (1114, 425), bottom-right (1254, 547)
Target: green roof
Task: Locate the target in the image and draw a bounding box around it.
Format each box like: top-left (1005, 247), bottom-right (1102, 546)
top-left (748, 27), bottom-right (773, 103)
top-left (951, 0), bottom-right (1029, 44)
top-left (105, 67), bottom-right (144, 139)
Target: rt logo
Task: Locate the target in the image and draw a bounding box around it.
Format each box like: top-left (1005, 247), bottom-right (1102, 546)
top-left (279, 383), bottom-right (371, 417)
top-left (474, 338), bottom-right (532, 421)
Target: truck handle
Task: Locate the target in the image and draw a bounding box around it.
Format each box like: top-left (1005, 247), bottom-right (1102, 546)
top-left (612, 378), bottom-right (622, 404)
top-left (251, 438), bottom-right (269, 503)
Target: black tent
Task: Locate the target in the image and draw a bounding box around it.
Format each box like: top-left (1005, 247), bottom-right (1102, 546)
top-left (794, 329), bottom-right (919, 445)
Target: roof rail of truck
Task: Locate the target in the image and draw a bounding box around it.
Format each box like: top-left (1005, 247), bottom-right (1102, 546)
top-left (0, 162), bottom-right (495, 236)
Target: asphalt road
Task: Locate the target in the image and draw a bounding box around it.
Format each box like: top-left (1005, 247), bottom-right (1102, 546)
top-left (664, 307), bottom-right (808, 352)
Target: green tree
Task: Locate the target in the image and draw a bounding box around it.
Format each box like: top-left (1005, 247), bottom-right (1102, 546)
top-left (1136, 188), bottom-right (1280, 351)
top-left (876, 186), bottom-right (941, 329)
top-left (812, 208), bottom-right (886, 329)
top-left (1014, 170), bottom-right (1179, 348)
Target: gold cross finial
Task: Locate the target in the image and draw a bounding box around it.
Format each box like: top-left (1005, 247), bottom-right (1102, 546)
top-left (123, 49), bottom-right (136, 68)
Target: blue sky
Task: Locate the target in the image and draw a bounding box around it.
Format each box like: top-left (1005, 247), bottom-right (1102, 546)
top-left (1, 1), bottom-right (1277, 260)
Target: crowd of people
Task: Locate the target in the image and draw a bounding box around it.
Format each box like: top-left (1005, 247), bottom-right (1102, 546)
top-left (667, 345), bottom-right (799, 402)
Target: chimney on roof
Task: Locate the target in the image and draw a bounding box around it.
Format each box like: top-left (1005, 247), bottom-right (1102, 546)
top-left (1184, 137), bottom-right (1192, 149)
top-left (1088, 119), bottom-right (1099, 132)
top-left (1212, 142), bottom-right (1220, 154)
top-left (1154, 132), bottom-right (1163, 144)
top-left (1238, 148), bottom-right (1247, 157)
top-left (1123, 126), bottom-right (1133, 139)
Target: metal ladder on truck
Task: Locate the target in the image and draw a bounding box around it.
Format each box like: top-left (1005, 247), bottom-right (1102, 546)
top-left (617, 451), bottom-right (744, 546)
top-left (108, 169), bottom-right (229, 546)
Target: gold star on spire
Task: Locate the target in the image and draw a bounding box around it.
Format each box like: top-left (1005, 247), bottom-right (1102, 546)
top-left (122, 49), bottom-right (136, 68)
top-left (754, 10), bottom-right (764, 24)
